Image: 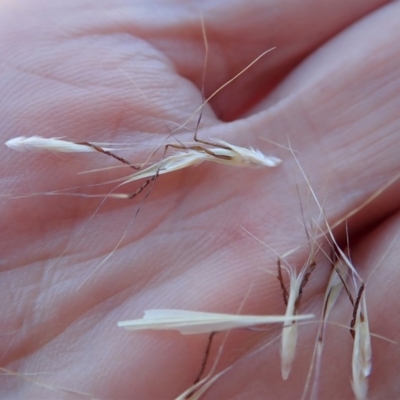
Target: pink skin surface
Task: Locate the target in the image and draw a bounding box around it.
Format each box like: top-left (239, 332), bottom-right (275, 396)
top-left (1, 0), bottom-right (400, 399)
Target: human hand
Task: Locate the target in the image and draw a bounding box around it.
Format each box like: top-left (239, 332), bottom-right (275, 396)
top-left (1, 1), bottom-right (399, 399)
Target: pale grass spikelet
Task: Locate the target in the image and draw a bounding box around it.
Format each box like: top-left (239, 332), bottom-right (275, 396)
top-left (280, 266), bottom-right (303, 380)
top-left (351, 294), bottom-right (371, 400)
top-left (303, 258), bottom-right (348, 400)
top-left (241, 227), bottom-right (315, 381)
top-left (5, 136), bottom-right (107, 153)
top-left (279, 244), bottom-right (318, 381)
top-left (118, 309), bottom-right (313, 335)
top-left (322, 259), bottom-right (349, 324)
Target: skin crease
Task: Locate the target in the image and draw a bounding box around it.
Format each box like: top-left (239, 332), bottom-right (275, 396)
top-left (1, 0), bottom-right (400, 399)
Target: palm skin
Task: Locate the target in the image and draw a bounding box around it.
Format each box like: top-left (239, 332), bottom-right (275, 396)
top-left (1, 1), bottom-right (400, 399)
